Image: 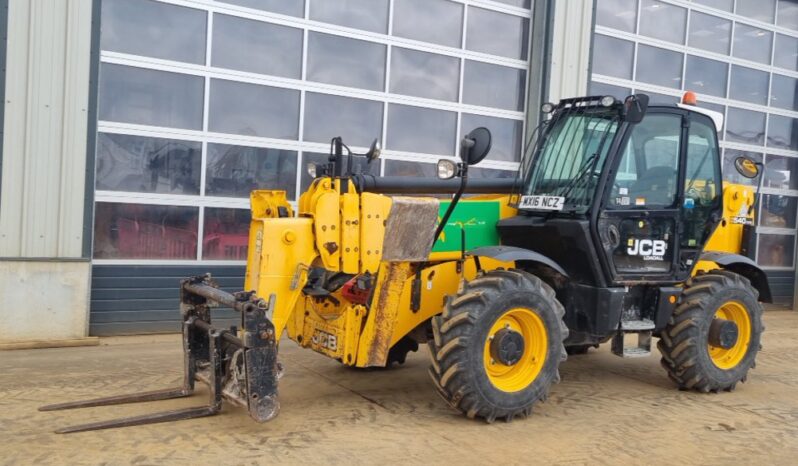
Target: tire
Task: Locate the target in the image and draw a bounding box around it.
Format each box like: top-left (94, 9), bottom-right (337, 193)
top-left (658, 269), bottom-right (764, 393)
top-left (428, 269), bottom-right (568, 422)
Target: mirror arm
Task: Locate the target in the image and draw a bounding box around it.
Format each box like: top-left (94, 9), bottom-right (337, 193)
top-left (460, 138), bottom-right (476, 163)
top-left (431, 163), bottom-right (468, 247)
top-left (410, 162), bottom-right (468, 313)
top-left (750, 161), bottom-right (765, 215)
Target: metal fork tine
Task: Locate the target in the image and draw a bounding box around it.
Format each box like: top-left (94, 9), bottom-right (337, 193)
top-left (41, 278), bottom-right (282, 433)
top-left (39, 387), bottom-right (191, 412)
top-left (54, 406), bottom-right (217, 434)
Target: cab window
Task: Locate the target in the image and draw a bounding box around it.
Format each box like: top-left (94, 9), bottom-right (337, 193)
top-left (609, 114), bottom-right (682, 208)
top-left (682, 117), bottom-right (722, 247)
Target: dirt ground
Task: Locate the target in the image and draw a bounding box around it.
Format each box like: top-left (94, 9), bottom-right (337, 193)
top-left (2, 310), bottom-right (797, 465)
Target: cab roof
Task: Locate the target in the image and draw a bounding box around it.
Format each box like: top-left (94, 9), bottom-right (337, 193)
top-left (676, 103), bottom-right (724, 132)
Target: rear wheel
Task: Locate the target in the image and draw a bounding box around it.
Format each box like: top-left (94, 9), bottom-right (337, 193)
top-left (428, 269), bottom-right (567, 422)
top-left (658, 270), bottom-right (763, 392)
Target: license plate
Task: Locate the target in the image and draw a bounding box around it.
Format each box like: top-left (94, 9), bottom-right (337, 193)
top-left (518, 195), bottom-right (564, 211)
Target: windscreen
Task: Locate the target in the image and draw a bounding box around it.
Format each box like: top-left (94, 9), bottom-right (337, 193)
top-left (520, 109), bottom-right (620, 213)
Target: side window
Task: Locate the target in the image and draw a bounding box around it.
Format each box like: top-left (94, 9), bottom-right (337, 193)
top-left (682, 118), bottom-right (722, 247)
top-left (609, 114), bottom-right (682, 208)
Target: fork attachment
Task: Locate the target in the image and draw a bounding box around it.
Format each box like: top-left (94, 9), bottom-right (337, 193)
top-left (40, 275), bottom-right (280, 434)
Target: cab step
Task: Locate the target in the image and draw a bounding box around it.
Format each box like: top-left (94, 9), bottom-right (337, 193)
top-left (620, 319), bottom-right (655, 331)
top-left (612, 319), bottom-right (655, 358)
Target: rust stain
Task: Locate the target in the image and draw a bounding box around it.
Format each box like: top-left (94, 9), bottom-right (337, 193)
top-left (366, 262), bottom-right (411, 366)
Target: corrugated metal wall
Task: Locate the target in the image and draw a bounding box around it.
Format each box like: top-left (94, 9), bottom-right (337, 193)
top-left (0, 0), bottom-right (92, 258)
top-left (547, 0), bottom-right (594, 102)
top-left (0, 0), bottom-right (94, 343)
top-left (0, 0), bottom-right (7, 168)
top-left (767, 271), bottom-right (796, 307)
top-left (90, 265), bottom-right (244, 336)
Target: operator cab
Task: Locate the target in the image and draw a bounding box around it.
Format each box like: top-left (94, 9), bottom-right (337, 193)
top-left (503, 92), bottom-right (726, 287)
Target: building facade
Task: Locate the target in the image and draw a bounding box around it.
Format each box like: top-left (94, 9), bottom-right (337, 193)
top-left (590, 0), bottom-right (798, 304)
top-left (0, 0), bottom-right (795, 342)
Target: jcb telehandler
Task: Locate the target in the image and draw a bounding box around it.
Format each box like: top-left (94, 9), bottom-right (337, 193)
top-left (43, 93), bottom-right (770, 433)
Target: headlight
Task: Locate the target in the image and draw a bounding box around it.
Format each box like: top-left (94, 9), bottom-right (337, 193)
top-left (306, 162), bottom-right (317, 178)
top-left (541, 102), bottom-right (555, 113)
top-left (437, 159), bottom-right (457, 180)
top-left (600, 95), bottom-right (616, 107)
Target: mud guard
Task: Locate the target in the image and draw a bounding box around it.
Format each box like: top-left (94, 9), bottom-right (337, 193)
top-left (467, 245), bottom-right (569, 278)
top-left (699, 251), bottom-right (773, 303)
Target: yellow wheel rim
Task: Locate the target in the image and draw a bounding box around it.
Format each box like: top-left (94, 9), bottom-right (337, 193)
top-left (708, 301), bottom-right (751, 370)
top-left (483, 307), bottom-right (548, 392)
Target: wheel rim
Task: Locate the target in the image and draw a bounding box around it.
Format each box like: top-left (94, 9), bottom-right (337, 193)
top-left (483, 307), bottom-right (548, 392)
top-left (708, 301), bottom-right (751, 370)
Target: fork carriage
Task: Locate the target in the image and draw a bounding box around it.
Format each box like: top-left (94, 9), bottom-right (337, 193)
top-left (40, 275), bottom-right (279, 434)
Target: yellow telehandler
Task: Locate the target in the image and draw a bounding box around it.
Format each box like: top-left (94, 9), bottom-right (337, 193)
top-left (43, 93), bottom-right (770, 433)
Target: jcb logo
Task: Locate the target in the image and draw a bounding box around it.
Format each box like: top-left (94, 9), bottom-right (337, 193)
top-left (627, 239), bottom-right (667, 261)
top-left (311, 329), bottom-right (338, 352)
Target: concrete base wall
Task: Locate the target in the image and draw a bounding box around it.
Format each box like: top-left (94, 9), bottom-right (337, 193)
top-left (0, 260), bottom-right (91, 342)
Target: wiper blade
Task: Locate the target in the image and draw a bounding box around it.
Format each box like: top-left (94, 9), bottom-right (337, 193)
top-left (556, 152), bottom-right (598, 201)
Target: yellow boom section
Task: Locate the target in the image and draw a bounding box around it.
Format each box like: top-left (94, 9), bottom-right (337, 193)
top-left (246, 180), bottom-right (516, 367)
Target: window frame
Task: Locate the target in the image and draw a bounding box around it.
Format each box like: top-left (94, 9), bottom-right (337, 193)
top-left (591, 0), bottom-right (798, 271)
top-left (94, 0), bottom-right (535, 265)
top-left (605, 110), bottom-right (686, 210)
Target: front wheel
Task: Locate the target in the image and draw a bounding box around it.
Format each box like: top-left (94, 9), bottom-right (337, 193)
top-left (428, 269), bottom-right (567, 422)
top-left (658, 270), bottom-right (764, 392)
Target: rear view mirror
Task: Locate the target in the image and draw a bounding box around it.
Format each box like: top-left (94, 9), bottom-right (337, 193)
top-left (365, 138), bottom-right (381, 162)
top-left (460, 127), bottom-right (492, 165)
top-left (734, 156), bottom-right (760, 179)
top-left (623, 94), bottom-right (649, 124)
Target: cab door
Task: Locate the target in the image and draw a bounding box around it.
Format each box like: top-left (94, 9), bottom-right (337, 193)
top-left (597, 110), bottom-right (684, 283)
top-left (596, 109), bottom-right (723, 284)
top-left (674, 113), bottom-right (723, 280)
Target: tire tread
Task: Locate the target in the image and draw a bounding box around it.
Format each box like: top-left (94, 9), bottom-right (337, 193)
top-left (658, 269), bottom-right (763, 392)
top-left (428, 269), bottom-right (567, 421)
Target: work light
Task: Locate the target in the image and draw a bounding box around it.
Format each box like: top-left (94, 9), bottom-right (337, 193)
top-left (437, 159), bottom-right (457, 180)
top-left (600, 95), bottom-right (616, 107)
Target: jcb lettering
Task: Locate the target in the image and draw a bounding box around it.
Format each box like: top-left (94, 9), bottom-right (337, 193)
top-left (312, 330), bottom-right (338, 351)
top-left (627, 239), bottom-right (667, 260)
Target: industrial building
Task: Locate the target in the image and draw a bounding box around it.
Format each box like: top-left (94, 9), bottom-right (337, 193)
top-left (1, 0), bottom-right (795, 344)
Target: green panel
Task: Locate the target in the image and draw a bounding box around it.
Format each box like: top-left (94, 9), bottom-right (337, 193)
top-left (432, 200), bottom-right (501, 252)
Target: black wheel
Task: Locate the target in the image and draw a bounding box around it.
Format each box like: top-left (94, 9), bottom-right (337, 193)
top-left (428, 269), bottom-right (567, 422)
top-left (566, 344), bottom-right (598, 355)
top-left (658, 269), bottom-right (764, 392)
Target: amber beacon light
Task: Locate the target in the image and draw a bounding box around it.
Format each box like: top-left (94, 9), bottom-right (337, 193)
top-left (682, 90), bottom-right (698, 106)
